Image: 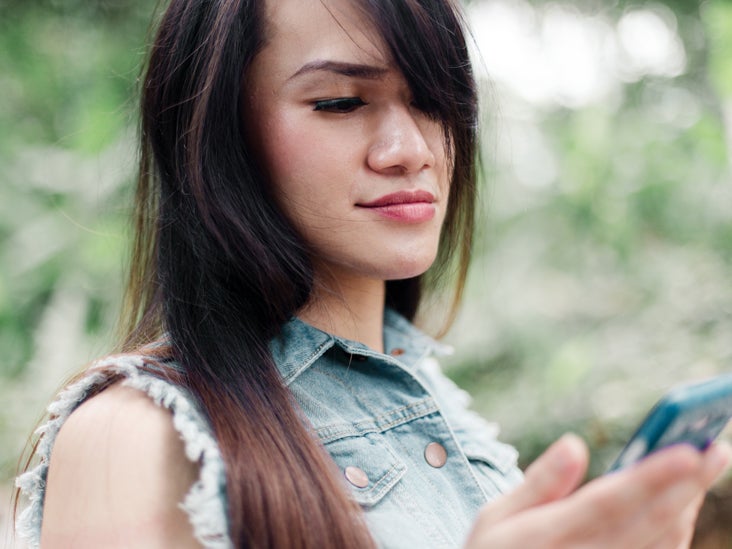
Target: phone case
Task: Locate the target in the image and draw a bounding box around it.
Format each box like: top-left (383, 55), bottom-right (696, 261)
top-left (607, 372), bottom-right (732, 472)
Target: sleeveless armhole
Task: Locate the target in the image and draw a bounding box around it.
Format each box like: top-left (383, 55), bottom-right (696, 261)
top-left (15, 354), bottom-right (233, 549)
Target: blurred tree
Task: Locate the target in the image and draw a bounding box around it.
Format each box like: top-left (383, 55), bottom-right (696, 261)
top-left (1, 0), bottom-right (731, 544)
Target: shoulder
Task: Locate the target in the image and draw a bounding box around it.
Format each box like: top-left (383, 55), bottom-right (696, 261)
top-left (16, 355), bottom-right (231, 548)
top-left (41, 383), bottom-right (203, 547)
top-left (50, 383), bottom-right (194, 485)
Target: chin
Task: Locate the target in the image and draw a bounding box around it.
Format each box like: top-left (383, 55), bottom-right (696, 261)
top-left (381, 253), bottom-right (438, 281)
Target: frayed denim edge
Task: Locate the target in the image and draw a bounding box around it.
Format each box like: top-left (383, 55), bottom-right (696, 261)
top-left (14, 354), bottom-right (232, 549)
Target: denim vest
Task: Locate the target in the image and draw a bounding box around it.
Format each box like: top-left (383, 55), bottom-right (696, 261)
top-left (16, 310), bottom-right (522, 548)
top-left (272, 310), bottom-right (523, 547)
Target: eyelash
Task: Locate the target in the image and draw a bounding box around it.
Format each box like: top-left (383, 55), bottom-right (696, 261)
top-left (313, 97), bottom-right (367, 113)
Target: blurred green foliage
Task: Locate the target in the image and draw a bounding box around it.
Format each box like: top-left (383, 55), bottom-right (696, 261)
top-left (1, 0), bottom-right (731, 498)
top-left (446, 0), bottom-right (732, 478)
top-left (0, 0), bottom-right (153, 485)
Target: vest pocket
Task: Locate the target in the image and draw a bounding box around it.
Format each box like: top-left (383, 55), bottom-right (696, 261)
top-left (458, 435), bottom-right (523, 498)
top-left (324, 433), bottom-right (407, 508)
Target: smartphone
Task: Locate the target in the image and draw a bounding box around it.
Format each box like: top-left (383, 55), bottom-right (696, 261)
top-left (606, 373), bottom-right (732, 472)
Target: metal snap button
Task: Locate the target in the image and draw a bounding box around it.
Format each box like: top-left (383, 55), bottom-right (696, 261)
top-left (390, 348), bottom-right (405, 356)
top-left (344, 466), bottom-right (369, 488)
top-left (424, 442), bottom-right (448, 468)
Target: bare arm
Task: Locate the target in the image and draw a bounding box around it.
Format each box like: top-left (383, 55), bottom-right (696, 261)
top-left (41, 384), bottom-right (204, 548)
top-left (465, 434), bottom-right (731, 548)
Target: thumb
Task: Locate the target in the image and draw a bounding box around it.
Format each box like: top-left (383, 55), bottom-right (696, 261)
top-left (477, 433), bottom-right (589, 526)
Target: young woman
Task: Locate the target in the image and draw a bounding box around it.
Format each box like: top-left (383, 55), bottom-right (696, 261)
top-left (16, 0), bottom-right (730, 547)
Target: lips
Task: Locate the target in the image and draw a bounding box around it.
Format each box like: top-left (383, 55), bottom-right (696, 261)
top-left (357, 190), bottom-right (436, 223)
top-left (357, 190), bottom-right (435, 208)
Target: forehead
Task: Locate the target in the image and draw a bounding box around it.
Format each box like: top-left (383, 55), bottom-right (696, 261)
top-left (259, 0), bottom-right (389, 77)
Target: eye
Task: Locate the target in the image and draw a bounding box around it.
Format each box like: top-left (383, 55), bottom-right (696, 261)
top-left (313, 97), bottom-right (367, 113)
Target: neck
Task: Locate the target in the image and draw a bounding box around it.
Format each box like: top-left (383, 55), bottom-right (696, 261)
top-left (297, 271), bottom-right (386, 353)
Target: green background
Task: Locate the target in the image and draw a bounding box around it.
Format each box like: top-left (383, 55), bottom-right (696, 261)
top-left (1, 0), bottom-right (731, 545)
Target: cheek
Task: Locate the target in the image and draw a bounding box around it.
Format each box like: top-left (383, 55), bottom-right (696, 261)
top-left (258, 115), bottom-right (311, 186)
top-left (259, 122), bottom-right (322, 223)
top-left (259, 113), bottom-right (361, 212)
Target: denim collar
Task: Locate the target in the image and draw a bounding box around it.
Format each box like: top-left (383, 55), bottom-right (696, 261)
top-left (270, 308), bottom-right (453, 386)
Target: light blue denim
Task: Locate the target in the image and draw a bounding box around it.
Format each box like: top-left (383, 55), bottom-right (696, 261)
top-left (272, 309), bottom-right (523, 548)
top-left (16, 309), bottom-right (522, 548)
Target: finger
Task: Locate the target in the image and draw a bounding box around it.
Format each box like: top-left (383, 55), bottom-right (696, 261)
top-left (642, 495), bottom-right (703, 549)
top-left (609, 448), bottom-right (714, 548)
top-left (545, 446), bottom-right (704, 547)
top-left (476, 434), bottom-right (588, 526)
top-left (699, 441), bottom-right (732, 487)
top-left (647, 444), bottom-right (732, 549)
top-left (631, 440), bottom-right (730, 490)
top-left (635, 442), bottom-right (729, 549)
top-left (621, 444), bottom-right (707, 498)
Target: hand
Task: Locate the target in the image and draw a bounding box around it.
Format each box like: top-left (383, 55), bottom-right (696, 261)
top-left (464, 434), bottom-right (731, 549)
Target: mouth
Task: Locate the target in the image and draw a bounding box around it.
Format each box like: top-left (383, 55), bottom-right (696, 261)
top-left (357, 190), bottom-right (435, 208)
top-left (357, 190), bottom-right (436, 223)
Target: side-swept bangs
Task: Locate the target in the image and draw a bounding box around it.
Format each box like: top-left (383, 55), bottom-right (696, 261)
top-left (361, 0), bottom-right (479, 329)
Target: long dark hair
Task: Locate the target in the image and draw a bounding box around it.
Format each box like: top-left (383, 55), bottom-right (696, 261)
top-left (119, 0), bottom-right (478, 547)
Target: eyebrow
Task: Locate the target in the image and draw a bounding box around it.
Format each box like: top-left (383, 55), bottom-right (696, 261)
top-left (288, 60), bottom-right (389, 81)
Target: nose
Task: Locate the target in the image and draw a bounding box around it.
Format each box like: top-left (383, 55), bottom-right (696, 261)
top-left (367, 106), bottom-right (437, 175)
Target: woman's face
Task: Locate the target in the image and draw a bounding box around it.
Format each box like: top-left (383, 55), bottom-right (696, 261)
top-left (245, 0), bottom-right (451, 289)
